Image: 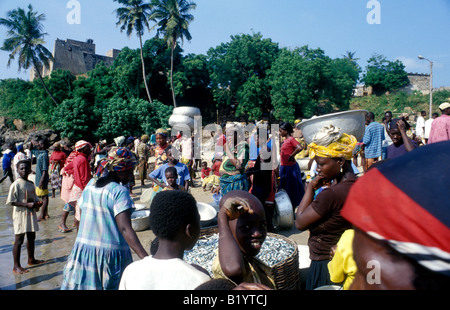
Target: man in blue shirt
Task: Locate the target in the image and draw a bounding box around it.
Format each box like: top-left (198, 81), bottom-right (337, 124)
top-left (363, 112), bottom-right (385, 172)
top-left (148, 146), bottom-right (191, 191)
top-left (1, 142), bottom-right (16, 184)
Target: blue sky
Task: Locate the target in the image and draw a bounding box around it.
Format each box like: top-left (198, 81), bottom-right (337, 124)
top-left (1, 0), bottom-right (449, 87)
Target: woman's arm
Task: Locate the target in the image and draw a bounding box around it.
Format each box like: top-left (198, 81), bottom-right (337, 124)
top-left (116, 210), bottom-right (149, 259)
top-left (295, 177), bottom-right (323, 231)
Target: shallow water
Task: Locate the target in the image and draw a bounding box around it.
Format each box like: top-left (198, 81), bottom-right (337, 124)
top-left (0, 167), bottom-right (80, 290)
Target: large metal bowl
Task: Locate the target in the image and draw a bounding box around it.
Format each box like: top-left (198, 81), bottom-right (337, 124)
top-left (172, 106), bottom-right (201, 117)
top-left (297, 110), bottom-right (368, 144)
top-left (273, 190), bottom-right (294, 229)
top-left (197, 202), bottom-right (218, 228)
top-left (131, 210), bottom-right (151, 232)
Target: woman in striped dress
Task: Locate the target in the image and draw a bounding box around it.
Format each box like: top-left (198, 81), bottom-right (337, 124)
top-left (61, 147), bottom-right (148, 290)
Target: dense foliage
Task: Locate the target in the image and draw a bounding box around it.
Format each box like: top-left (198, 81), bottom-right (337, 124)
top-left (1, 29), bottom-right (427, 143)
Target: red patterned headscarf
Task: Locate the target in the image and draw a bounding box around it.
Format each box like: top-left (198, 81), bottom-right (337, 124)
top-left (341, 141), bottom-right (450, 276)
top-left (96, 147), bottom-right (137, 177)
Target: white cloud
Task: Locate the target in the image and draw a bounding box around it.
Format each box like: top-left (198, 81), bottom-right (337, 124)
top-left (395, 56), bottom-right (429, 73)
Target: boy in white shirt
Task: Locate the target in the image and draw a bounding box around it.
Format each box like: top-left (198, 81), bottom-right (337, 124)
top-left (119, 190), bottom-right (210, 290)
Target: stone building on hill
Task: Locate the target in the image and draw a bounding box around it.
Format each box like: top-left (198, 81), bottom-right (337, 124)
top-left (353, 72), bottom-right (431, 97)
top-left (31, 38), bottom-right (121, 81)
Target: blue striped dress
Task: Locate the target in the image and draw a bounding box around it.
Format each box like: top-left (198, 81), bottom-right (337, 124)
top-left (61, 179), bottom-right (135, 290)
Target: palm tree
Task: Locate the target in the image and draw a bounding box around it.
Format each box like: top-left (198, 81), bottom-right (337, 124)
top-left (115, 0), bottom-right (154, 103)
top-left (151, 0), bottom-right (196, 107)
top-left (0, 4), bottom-right (58, 106)
top-left (343, 51), bottom-right (360, 63)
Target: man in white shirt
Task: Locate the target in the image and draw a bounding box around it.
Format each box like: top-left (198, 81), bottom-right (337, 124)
top-left (415, 111), bottom-right (426, 141)
top-left (424, 113), bottom-right (439, 144)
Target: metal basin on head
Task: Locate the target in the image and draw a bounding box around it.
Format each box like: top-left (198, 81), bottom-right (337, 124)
top-left (297, 110), bottom-right (368, 144)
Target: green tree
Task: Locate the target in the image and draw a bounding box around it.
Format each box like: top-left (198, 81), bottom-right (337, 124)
top-left (207, 33), bottom-right (280, 120)
top-left (0, 78), bottom-right (35, 125)
top-left (362, 54), bottom-right (409, 95)
top-left (115, 0), bottom-right (155, 103)
top-left (95, 97), bottom-right (172, 140)
top-left (53, 97), bottom-right (98, 142)
top-left (268, 46), bottom-right (360, 121)
top-left (0, 4), bottom-right (58, 106)
top-left (151, 0), bottom-right (197, 107)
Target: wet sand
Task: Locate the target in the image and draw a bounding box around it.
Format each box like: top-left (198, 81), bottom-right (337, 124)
top-left (0, 170), bottom-right (309, 290)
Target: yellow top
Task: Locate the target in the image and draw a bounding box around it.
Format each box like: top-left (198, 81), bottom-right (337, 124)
top-left (327, 229), bottom-right (357, 290)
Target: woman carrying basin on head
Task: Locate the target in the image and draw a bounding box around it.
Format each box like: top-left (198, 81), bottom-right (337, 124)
top-left (295, 125), bottom-right (357, 290)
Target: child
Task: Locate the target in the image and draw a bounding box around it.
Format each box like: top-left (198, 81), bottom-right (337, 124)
top-left (207, 157), bottom-right (222, 192)
top-left (212, 190), bottom-right (276, 289)
top-left (6, 160), bottom-right (45, 274)
top-left (163, 167), bottom-right (184, 191)
top-left (200, 161), bottom-right (212, 191)
top-left (119, 190), bottom-right (211, 290)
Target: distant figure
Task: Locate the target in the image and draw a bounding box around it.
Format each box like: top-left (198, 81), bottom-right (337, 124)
top-left (424, 113), bottom-right (439, 144)
top-left (30, 138), bottom-right (50, 221)
top-left (362, 112), bottom-right (384, 172)
top-left (1, 142), bottom-right (16, 184)
top-left (386, 118), bottom-right (418, 159)
top-left (415, 111), bottom-right (426, 141)
top-left (428, 102), bottom-right (450, 144)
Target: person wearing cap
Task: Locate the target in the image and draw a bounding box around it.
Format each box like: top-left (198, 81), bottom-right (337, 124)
top-left (341, 141), bottom-right (450, 289)
top-left (62, 140), bottom-right (93, 230)
top-left (61, 147), bottom-right (148, 290)
top-left (428, 102), bottom-right (450, 144)
top-left (295, 125), bottom-right (357, 290)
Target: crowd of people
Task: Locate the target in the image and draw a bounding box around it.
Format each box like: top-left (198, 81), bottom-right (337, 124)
top-left (1, 102), bottom-right (449, 290)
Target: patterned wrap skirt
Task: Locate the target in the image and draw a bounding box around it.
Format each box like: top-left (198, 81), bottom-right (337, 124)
top-left (220, 173), bottom-right (250, 196)
top-left (61, 243), bottom-right (133, 290)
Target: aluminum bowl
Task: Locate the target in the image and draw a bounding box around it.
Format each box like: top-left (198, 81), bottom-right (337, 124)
top-left (197, 202), bottom-right (218, 228)
top-left (172, 106), bottom-right (201, 117)
top-left (297, 110), bottom-right (368, 144)
top-left (131, 210), bottom-right (150, 232)
top-left (134, 203), bottom-right (148, 211)
top-left (273, 190), bottom-right (294, 229)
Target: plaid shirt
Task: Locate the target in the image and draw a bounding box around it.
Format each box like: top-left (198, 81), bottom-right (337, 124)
top-left (76, 179), bottom-right (134, 251)
top-left (363, 122), bottom-right (385, 159)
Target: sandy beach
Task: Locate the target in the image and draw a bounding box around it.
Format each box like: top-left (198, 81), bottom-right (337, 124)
top-left (0, 168), bottom-right (310, 290)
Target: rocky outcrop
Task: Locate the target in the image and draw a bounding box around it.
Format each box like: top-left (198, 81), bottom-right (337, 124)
top-left (1, 126), bottom-right (60, 151)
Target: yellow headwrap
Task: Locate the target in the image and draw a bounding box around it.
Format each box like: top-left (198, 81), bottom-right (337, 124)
top-left (308, 133), bottom-right (357, 161)
top-left (156, 128), bottom-right (168, 137)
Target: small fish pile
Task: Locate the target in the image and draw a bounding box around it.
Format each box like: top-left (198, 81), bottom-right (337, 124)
top-left (183, 233), bottom-right (296, 276)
